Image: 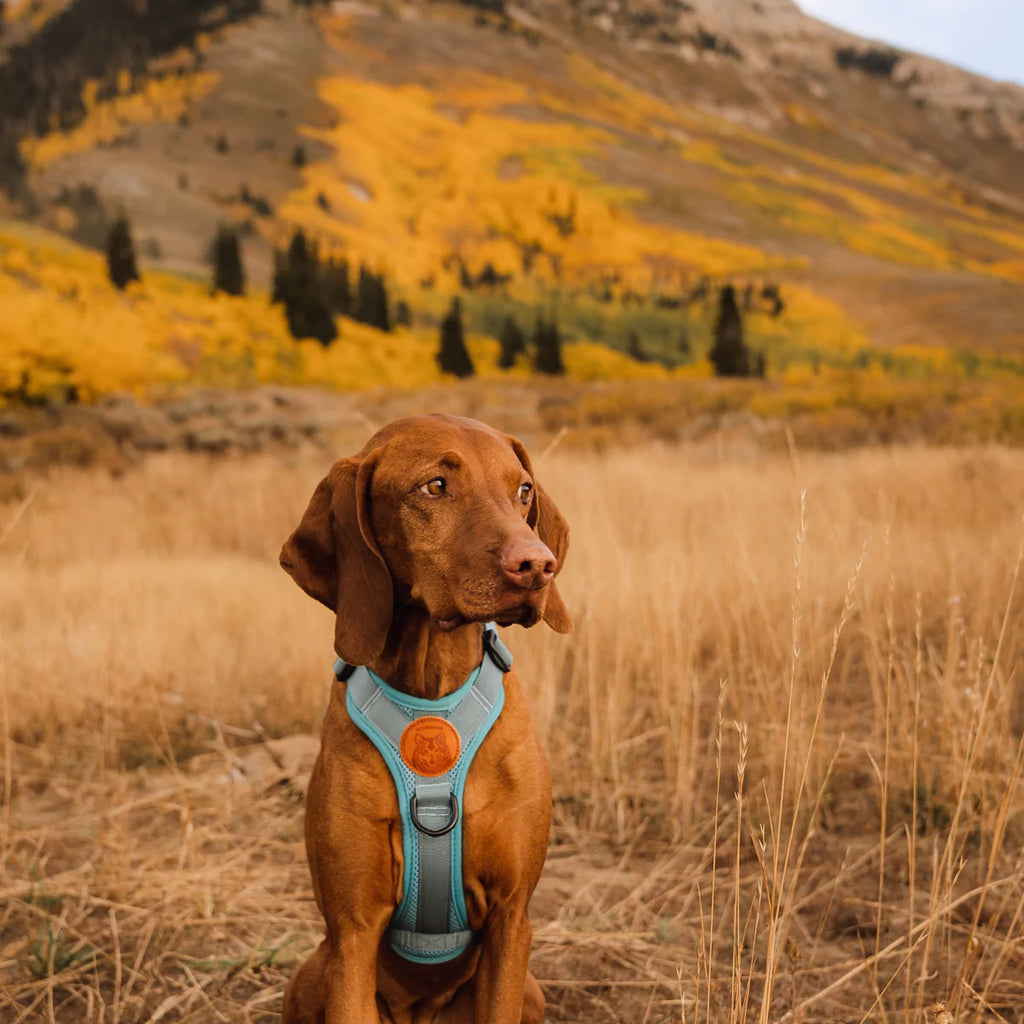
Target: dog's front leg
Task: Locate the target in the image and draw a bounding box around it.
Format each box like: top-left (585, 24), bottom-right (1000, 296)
top-left (472, 906), bottom-right (537, 1024)
top-left (321, 910), bottom-right (391, 1024)
top-left (311, 801), bottom-right (398, 1023)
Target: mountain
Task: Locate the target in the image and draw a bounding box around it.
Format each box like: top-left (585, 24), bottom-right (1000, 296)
top-left (1, 0), bottom-right (1022, 358)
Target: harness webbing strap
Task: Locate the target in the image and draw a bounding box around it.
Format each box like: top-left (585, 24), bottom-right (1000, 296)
top-left (387, 928), bottom-right (475, 956)
top-left (338, 624), bottom-right (511, 963)
top-left (414, 779), bottom-right (454, 932)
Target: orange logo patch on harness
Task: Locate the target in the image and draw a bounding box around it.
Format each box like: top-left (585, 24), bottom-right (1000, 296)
top-left (400, 717), bottom-right (461, 777)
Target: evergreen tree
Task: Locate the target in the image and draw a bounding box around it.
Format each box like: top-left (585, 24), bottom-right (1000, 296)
top-left (355, 264), bottom-right (372, 326)
top-left (355, 264), bottom-right (391, 331)
top-left (274, 228), bottom-right (337, 346)
top-left (281, 227), bottom-right (313, 295)
top-left (211, 225), bottom-right (245, 296)
top-left (678, 329), bottom-right (691, 362)
top-left (281, 228), bottom-right (315, 335)
top-left (271, 248), bottom-right (289, 305)
top-left (372, 271), bottom-right (391, 332)
top-left (437, 298), bottom-right (475, 378)
top-left (627, 330), bottom-right (650, 364)
top-left (106, 216), bottom-right (140, 290)
top-left (533, 315), bottom-right (565, 375)
top-left (322, 256), bottom-right (351, 317)
top-left (761, 283), bottom-right (785, 317)
top-left (476, 261), bottom-right (511, 289)
top-left (708, 284), bottom-right (750, 377)
top-left (497, 315), bottom-right (526, 369)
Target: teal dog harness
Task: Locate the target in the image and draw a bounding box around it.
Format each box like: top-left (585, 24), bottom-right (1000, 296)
top-left (334, 624), bottom-right (512, 963)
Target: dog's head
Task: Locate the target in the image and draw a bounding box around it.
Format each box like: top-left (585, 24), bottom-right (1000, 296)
top-left (280, 414), bottom-right (571, 665)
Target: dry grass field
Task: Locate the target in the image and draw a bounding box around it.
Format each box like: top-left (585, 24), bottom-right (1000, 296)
top-left (2, 427), bottom-right (1024, 1022)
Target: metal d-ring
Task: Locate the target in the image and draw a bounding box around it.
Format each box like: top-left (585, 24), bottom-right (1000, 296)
top-left (410, 793), bottom-right (459, 837)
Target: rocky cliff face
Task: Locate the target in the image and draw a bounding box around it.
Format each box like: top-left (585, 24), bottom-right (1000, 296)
top-left (510, 0), bottom-right (1024, 184)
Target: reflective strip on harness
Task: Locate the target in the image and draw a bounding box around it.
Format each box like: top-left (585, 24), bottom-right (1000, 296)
top-left (339, 624), bottom-right (511, 963)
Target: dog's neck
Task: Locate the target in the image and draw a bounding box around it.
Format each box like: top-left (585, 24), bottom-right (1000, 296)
top-left (369, 610), bottom-right (485, 702)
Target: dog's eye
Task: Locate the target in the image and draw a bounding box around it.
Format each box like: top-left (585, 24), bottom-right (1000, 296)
top-left (517, 482), bottom-right (533, 505)
top-left (421, 478), bottom-right (447, 497)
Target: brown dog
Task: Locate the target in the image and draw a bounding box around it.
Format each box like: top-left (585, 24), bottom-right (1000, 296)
top-left (280, 414), bottom-right (570, 1024)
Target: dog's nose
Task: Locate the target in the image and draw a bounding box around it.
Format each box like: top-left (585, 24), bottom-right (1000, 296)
top-left (500, 537), bottom-right (557, 590)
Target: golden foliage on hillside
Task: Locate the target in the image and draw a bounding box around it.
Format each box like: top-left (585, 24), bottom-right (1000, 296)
top-left (3, 220), bottom-right (1024, 443)
top-left (19, 67), bottom-right (220, 170)
top-left (0, 221), bottom-right (679, 404)
top-left (4, 0), bottom-right (65, 31)
top-left (279, 65), bottom-right (781, 293)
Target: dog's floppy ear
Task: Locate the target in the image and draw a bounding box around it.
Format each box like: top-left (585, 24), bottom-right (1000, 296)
top-left (280, 455), bottom-right (393, 665)
top-left (508, 437), bottom-right (573, 634)
top-left (532, 480), bottom-right (572, 633)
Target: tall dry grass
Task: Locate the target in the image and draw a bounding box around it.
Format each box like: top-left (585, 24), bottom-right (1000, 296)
top-left (2, 438), bottom-right (1023, 1021)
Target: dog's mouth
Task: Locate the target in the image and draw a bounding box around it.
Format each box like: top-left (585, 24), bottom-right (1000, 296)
top-left (495, 604), bottom-right (541, 628)
top-left (435, 615), bottom-right (466, 632)
top-left (434, 600), bottom-right (543, 633)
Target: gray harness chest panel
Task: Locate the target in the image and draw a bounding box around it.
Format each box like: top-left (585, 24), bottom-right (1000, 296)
top-left (337, 625), bottom-right (511, 963)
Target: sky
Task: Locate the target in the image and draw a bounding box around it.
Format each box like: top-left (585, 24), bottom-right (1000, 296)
top-left (797, 0), bottom-right (1024, 87)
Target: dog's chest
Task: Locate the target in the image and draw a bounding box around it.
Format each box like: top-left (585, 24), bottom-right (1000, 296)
top-left (339, 630), bottom-right (535, 963)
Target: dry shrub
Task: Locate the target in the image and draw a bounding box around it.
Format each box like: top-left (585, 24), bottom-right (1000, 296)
top-left (2, 439), bottom-right (1024, 1021)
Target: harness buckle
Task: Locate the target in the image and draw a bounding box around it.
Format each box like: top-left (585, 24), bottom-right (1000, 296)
top-left (482, 628), bottom-right (512, 673)
top-left (334, 658), bottom-right (357, 682)
top-left (410, 793), bottom-right (460, 837)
